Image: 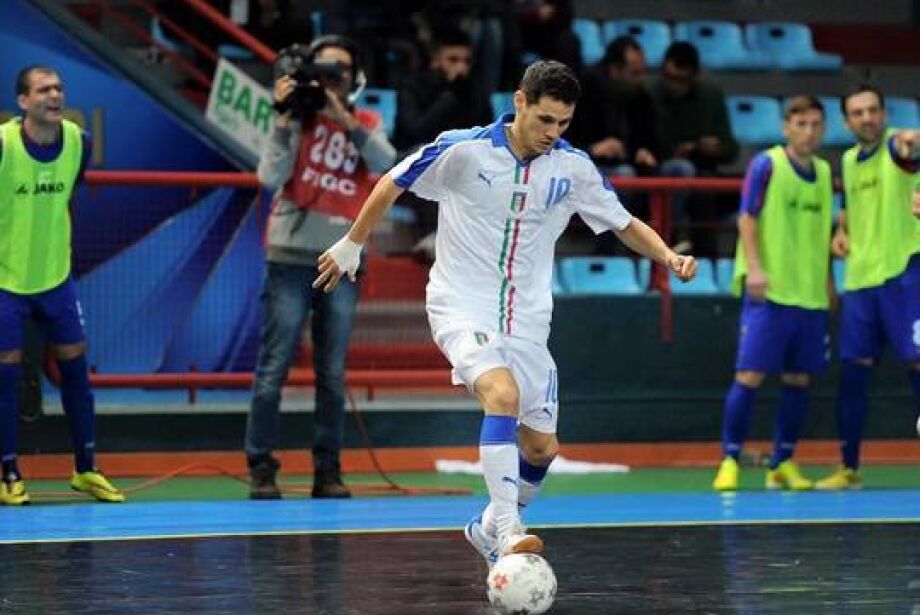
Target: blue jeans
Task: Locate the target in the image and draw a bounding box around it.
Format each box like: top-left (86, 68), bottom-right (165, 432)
top-left (245, 262), bottom-right (359, 472)
top-left (658, 158), bottom-right (697, 239)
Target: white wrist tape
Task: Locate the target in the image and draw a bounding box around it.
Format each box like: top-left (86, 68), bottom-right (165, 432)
top-left (328, 236), bottom-right (363, 279)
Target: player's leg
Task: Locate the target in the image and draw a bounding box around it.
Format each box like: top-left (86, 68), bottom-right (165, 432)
top-left (39, 279), bottom-right (123, 502)
top-left (245, 263), bottom-right (311, 499)
top-left (875, 255), bottom-right (920, 436)
top-left (766, 308), bottom-right (829, 490)
top-left (473, 367), bottom-right (542, 556)
top-left (512, 342), bottom-right (559, 512)
top-left (310, 274), bottom-right (359, 498)
top-left (714, 298), bottom-right (777, 491)
top-left (817, 286), bottom-right (879, 489)
top-left (0, 289), bottom-right (28, 505)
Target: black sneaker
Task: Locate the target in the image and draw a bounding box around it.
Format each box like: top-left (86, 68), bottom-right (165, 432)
top-left (311, 467), bottom-right (351, 499)
top-left (248, 455), bottom-right (281, 500)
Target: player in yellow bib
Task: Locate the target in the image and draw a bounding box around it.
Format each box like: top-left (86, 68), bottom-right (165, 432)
top-left (0, 66), bottom-right (123, 504)
top-left (815, 85), bottom-right (920, 490)
top-left (713, 96), bottom-right (834, 492)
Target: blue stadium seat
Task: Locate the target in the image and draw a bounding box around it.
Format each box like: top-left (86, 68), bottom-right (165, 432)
top-left (832, 258), bottom-right (846, 290)
top-left (813, 96), bottom-right (851, 147)
top-left (558, 257), bottom-right (642, 295)
top-left (745, 22), bottom-right (843, 71)
top-left (572, 18), bottom-right (605, 66)
top-left (602, 19), bottom-right (671, 68)
top-left (551, 262), bottom-right (566, 295)
top-left (490, 91), bottom-right (514, 120)
top-left (669, 259), bottom-right (719, 294)
top-left (358, 88), bottom-right (396, 137)
top-left (886, 97), bottom-right (920, 129)
top-left (715, 258), bottom-right (735, 294)
top-left (727, 96), bottom-right (784, 145)
top-left (673, 21), bottom-right (770, 70)
top-left (637, 258), bottom-right (651, 290)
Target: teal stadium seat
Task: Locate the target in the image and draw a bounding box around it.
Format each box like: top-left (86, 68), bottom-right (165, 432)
top-left (358, 88), bottom-right (396, 137)
top-left (669, 259), bottom-right (719, 294)
top-left (728, 96), bottom-right (784, 145)
top-left (885, 97), bottom-right (920, 129)
top-left (745, 22), bottom-right (843, 71)
top-left (602, 20), bottom-right (671, 68)
top-left (813, 96), bottom-right (851, 147)
top-left (572, 18), bottom-right (605, 66)
top-left (673, 21), bottom-right (770, 70)
top-left (715, 257), bottom-right (735, 294)
top-left (558, 257), bottom-right (643, 295)
top-left (490, 91), bottom-right (514, 120)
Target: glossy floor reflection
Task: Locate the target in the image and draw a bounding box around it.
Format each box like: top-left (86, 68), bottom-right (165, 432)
top-left (1, 524), bottom-right (918, 614)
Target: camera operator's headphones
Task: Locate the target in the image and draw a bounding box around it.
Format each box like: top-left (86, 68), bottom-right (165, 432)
top-left (304, 34), bottom-right (367, 106)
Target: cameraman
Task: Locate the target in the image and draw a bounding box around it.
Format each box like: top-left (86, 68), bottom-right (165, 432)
top-left (245, 36), bottom-right (396, 500)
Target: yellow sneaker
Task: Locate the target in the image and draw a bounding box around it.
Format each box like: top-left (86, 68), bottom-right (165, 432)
top-left (814, 466), bottom-right (862, 490)
top-left (713, 457), bottom-right (740, 492)
top-left (765, 460), bottom-right (813, 491)
top-left (71, 470), bottom-right (125, 503)
top-left (1, 477), bottom-right (30, 505)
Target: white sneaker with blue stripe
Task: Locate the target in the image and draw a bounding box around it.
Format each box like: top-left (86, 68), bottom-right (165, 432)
top-left (464, 513), bottom-right (500, 568)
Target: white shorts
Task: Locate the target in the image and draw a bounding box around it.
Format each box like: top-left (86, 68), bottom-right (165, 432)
top-left (431, 323), bottom-right (560, 434)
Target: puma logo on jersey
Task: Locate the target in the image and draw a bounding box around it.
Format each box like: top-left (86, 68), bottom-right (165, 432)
top-left (477, 169), bottom-right (499, 187)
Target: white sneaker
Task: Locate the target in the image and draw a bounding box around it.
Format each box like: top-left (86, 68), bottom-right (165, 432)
top-left (495, 513), bottom-right (543, 556)
top-left (464, 513), bottom-right (500, 568)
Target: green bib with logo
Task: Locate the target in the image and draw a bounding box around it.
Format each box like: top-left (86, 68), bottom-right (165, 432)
top-left (733, 146), bottom-right (833, 309)
top-left (841, 129), bottom-right (920, 290)
top-left (0, 118), bottom-right (82, 294)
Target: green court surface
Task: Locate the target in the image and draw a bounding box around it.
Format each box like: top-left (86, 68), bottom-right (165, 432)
top-left (22, 464), bottom-right (920, 503)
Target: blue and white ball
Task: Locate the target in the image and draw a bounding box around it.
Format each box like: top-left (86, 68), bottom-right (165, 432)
top-left (486, 553), bottom-right (557, 614)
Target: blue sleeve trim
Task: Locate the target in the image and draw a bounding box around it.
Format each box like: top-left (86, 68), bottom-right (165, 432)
top-left (740, 153), bottom-right (772, 217)
top-left (479, 415), bottom-right (517, 445)
top-left (393, 126), bottom-right (490, 188)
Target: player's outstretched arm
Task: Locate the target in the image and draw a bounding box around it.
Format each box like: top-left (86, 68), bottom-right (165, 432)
top-left (614, 218), bottom-right (698, 282)
top-left (314, 174), bottom-right (404, 292)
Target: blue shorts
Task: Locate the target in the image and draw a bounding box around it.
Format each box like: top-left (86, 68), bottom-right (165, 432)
top-left (735, 298), bottom-right (829, 374)
top-left (0, 278), bottom-right (86, 351)
top-left (839, 254), bottom-right (920, 362)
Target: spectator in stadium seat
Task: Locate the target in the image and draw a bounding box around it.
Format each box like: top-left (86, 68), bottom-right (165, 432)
top-left (0, 66), bottom-right (124, 505)
top-left (815, 85), bottom-right (920, 490)
top-left (314, 60), bottom-right (698, 562)
top-left (569, 35), bottom-right (659, 177)
top-left (245, 36), bottom-right (396, 500)
top-left (650, 41), bottom-right (739, 253)
top-left (394, 27), bottom-right (492, 261)
top-left (713, 96), bottom-right (834, 493)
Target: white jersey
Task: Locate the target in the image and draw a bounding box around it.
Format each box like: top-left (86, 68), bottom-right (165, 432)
top-left (390, 115), bottom-right (633, 343)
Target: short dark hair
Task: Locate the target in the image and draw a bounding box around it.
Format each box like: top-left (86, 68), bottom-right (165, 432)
top-left (519, 60), bottom-right (580, 105)
top-left (603, 36), bottom-right (642, 68)
top-left (784, 95), bottom-right (824, 120)
top-left (16, 65), bottom-right (58, 96)
top-left (841, 84), bottom-right (885, 116)
top-left (430, 27), bottom-right (472, 54)
top-left (662, 41), bottom-right (700, 72)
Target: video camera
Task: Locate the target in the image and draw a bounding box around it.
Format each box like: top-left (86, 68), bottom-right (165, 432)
top-left (273, 44), bottom-right (349, 117)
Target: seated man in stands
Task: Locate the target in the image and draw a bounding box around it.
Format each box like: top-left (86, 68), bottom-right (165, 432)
top-left (569, 36), bottom-right (659, 177)
top-left (650, 41), bottom-right (739, 253)
top-left (394, 27), bottom-right (492, 261)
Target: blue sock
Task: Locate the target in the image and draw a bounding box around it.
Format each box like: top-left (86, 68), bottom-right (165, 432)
top-left (518, 454), bottom-right (551, 508)
top-left (837, 361), bottom-right (871, 470)
top-left (722, 381), bottom-right (758, 459)
top-left (908, 369), bottom-right (920, 421)
top-left (770, 385), bottom-right (809, 469)
top-left (0, 363), bottom-right (22, 479)
top-left (57, 356), bottom-right (96, 473)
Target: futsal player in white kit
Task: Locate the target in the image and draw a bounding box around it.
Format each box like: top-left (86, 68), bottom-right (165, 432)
top-left (314, 61), bottom-right (698, 565)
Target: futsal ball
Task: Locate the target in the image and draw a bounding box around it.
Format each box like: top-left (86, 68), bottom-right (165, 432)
top-left (486, 553), bottom-right (557, 614)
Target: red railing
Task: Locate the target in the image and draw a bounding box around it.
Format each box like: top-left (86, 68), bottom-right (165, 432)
top-left (80, 170), bottom-right (743, 393)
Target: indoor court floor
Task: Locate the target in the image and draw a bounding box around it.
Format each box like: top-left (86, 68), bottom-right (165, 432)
top-left (2, 491), bottom-right (919, 614)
